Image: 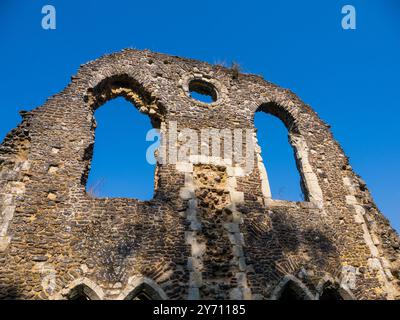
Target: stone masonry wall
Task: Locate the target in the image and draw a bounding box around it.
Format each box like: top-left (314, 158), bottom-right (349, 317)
top-left (0, 49), bottom-right (399, 300)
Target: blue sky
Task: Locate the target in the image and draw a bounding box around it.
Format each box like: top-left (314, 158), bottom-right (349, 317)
top-left (0, 1), bottom-right (398, 232)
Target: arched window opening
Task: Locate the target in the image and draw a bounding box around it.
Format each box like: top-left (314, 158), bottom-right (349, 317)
top-left (125, 283), bottom-right (165, 300)
top-left (254, 110), bottom-right (304, 201)
top-left (66, 284), bottom-right (99, 300)
top-left (86, 97), bottom-right (158, 199)
top-left (319, 283), bottom-right (344, 300)
top-left (277, 281), bottom-right (309, 301)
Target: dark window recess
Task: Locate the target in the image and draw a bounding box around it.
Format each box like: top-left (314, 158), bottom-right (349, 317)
top-left (278, 281), bottom-right (308, 301)
top-left (320, 283), bottom-right (345, 300)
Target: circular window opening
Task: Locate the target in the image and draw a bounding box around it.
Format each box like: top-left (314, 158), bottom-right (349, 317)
top-left (188, 79), bottom-right (218, 104)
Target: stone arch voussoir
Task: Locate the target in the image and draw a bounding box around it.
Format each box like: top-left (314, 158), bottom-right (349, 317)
top-left (117, 276), bottom-right (168, 300)
top-left (52, 277), bottom-right (105, 300)
top-left (270, 274), bottom-right (315, 300)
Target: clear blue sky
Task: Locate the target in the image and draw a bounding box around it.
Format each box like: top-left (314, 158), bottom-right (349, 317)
top-left (0, 1), bottom-right (398, 232)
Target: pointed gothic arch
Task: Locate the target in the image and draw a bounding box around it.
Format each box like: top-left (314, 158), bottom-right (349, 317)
top-left (54, 278), bottom-right (105, 300)
top-left (117, 276), bottom-right (168, 300)
top-left (270, 275), bottom-right (314, 300)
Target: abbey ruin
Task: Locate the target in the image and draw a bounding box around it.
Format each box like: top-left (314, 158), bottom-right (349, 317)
top-left (0, 50), bottom-right (399, 300)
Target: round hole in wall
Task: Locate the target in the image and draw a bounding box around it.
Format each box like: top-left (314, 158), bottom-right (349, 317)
top-left (188, 79), bottom-right (218, 104)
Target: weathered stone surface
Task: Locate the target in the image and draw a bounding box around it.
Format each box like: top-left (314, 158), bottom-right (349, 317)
top-left (0, 49), bottom-right (399, 300)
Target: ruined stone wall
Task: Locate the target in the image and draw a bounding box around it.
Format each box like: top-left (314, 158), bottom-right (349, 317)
top-left (0, 49), bottom-right (399, 300)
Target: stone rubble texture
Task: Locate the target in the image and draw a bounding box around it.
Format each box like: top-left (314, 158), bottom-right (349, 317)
top-left (0, 49), bottom-right (399, 300)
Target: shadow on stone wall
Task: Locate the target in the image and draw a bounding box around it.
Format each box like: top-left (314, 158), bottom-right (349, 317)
top-left (74, 201), bottom-right (187, 297)
top-left (244, 208), bottom-right (342, 298)
top-left (0, 283), bottom-right (24, 300)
